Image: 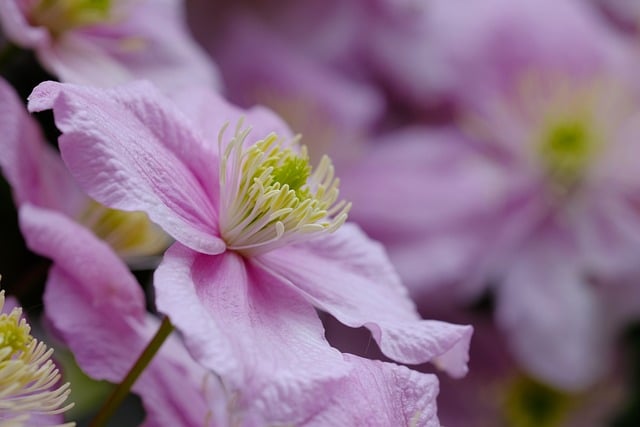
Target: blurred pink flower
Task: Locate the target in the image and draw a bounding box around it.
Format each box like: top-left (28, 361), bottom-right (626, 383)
top-left (0, 0), bottom-right (219, 90)
top-left (190, 7), bottom-right (384, 167)
top-left (434, 312), bottom-right (625, 427)
top-left (28, 79), bottom-right (472, 423)
top-left (345, 0), bottom-right (640, 391)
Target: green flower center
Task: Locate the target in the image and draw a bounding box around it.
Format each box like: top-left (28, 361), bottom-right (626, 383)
top-left (503, 376), bottom-right (573, 427)
top-left (538, 117), bottom-right (597, 193)
top-left (219, 121), bottom-right (350, 256)
top-left (0, 308), bottom-right (31, 359)
top-left (31, 0), bottom-right (112, 36)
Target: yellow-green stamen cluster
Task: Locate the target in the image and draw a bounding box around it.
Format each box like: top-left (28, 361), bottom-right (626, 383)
top-left (537, 116), bottom-right (599, 194)
top-left (30, 0), bottom-right (112, 36)
top-left (0, 290), bottom-right (74, 426)
top-left (218, 120), bottom-right (351, 256)
top-left (79, 200), bottom-right (171, 260)
top-left (502, 375), bottom-right (573, 427)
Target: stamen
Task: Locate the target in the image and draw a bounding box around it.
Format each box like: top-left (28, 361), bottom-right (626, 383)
top-left (219, 120), bottom-right (351, 256)
top-left (79, 200), bottom-right (171, 259)
top-left (30, 0), bottom-right (112, 36)
top-left (0, 290), bottom-right (75, 426)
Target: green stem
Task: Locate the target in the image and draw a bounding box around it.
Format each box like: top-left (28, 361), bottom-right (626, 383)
top-left (89, 316), bottom-right (174, 427)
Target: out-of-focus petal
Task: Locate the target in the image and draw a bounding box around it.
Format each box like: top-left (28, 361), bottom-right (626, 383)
top-left (0, 77), bottom-right (85, 215)
top-left (20, 204), bottom-right (145, 317)
top-left (0, 0), bottom-right (49, 47)
top-left (496, 227), bottom-right (608, 391)
top-left (1, 0), bottom-right (219, 91)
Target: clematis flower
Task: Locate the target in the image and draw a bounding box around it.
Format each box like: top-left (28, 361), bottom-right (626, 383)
top-left (0, 75), bottom-right (225, 426)
top-left (20, 204), bottom-right (229, 427)
top-left (0, 76), bottom-right (170, 267)
top-left (27, 80), bottom-right (472, 422)
top-left (352, 0), bottom-right (640, 391)
top-left (0, 0), bottom-right (219, 90)
top-left (22, 203), bottom-right (447, 426)
top-left (0, 288), bottom-right (74, 426)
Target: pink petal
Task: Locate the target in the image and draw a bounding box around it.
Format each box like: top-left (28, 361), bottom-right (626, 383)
top-left (496, 228), bottom-right (609, 391)
top-left (21, 203), bottom-right (216, 425)
top-left (154, 244), bottom-right (350, 424)
top-left (211, 13), bottom-right (383, 153)
top-left (0, 0), bottom-right (49, 48)
top-left (1, 0), bottom-right (219, 90)
top-left (38, 0), bottom-right (219, 91)
top-left (258, 224), bottom-right (473, 378)
top-left (20, 204), bottom-right (145, 317)
top-left (0, 77), bottom-right (85, 215)
top-left (341, 128), bottom-right (511, 237)
top-left (171, 85), bottom-right (295, 155)
top-left (304, 354), bottom-right (440, 427)
top-left (28, 80), bottom-right (226, 255)
top-left (45, 269), bottom-right (215, 426)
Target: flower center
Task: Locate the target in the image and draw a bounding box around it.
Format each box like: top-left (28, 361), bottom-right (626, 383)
top-left (0, 305), bottom-right (31, 359)
top-left (537, 117), bottom-right (596, 193)
top-left (218, 120), bottom-right (351, 256)
top-left (30, 0), bottom-right (112, 36)
top-left (79, 200), bottom-right (170, 260)
top-left (0, 290), bottom-right (74, 422)
top-left (502, 375), bottom-right (573, 427)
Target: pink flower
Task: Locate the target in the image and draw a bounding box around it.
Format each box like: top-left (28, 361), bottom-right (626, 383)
top-left (0, 74), bottom-right (219, 427)
top-left (351, 0), bottom-right (640, 391)
top-left (0, 76), bottom-right (170, 265)
top-left (20, 204), bottom-right (225, 427)
top-left (0, 0), bottom-right (219, 90)
top-left (28, 79), bottom-right (472, 421)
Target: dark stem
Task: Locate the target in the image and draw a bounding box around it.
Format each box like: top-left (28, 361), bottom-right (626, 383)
top-left (89, 316), bottom-right (174, 427)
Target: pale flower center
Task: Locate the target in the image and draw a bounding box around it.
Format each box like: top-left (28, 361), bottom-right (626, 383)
top-left (78, 200), bottom-right (170, 261)
top-left (0, 290), bottom-right (74, 425)
top-left (29, 0), bottom-right (112, 36)
top-left (218, 120), bottom-right (351, 257)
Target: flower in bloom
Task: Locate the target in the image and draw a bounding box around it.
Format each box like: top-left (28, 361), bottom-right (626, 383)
top-left (23, 200), bottom-right (446, 426)
top-left (0, 0), bottom-right (219, 90)
top-left (21, 204), bottom-right (228, 427)
top-left (28, 80), bottom-right (473, 424)
top-left (0, 76), bottom-right (170, 267)
top-left (343, 0), bottom-right (640, 391)
top-left (0, 75), bottom-right (221, 426)
top-left (0, 288), bottom-right (74, 426)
